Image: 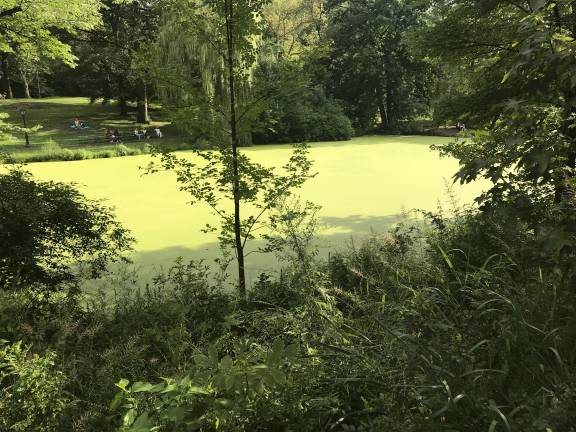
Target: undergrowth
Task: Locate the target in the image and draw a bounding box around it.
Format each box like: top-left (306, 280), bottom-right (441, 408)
top-left (1, 206), bottom-right (575, 431)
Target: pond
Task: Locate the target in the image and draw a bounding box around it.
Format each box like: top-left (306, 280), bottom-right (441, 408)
top-left (28, 135), bottom-right (486, 286)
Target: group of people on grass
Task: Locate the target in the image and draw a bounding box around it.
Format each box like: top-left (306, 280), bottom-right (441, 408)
top-left (456, 121), bottom-right (467, 132)
top-left (104, 126), bottom-right (162, 143)
top-left (133, 126), bottom-right (162, 140)
top-left (70, 117), bottom-right (90, 130)
top-left (69, 116), bottom-right (163, 144)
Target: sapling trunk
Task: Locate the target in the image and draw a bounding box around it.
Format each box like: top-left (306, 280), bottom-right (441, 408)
top-left (225, 0), bottom-right (247, 300)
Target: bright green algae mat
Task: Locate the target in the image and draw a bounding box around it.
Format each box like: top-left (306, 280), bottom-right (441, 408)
top-left (26, 135), bottom-right (486, 285)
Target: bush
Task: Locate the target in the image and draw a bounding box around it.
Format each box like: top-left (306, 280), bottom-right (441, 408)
top-left (2, 186), bottom-right (575, 431)
top-left (325, 209), bottom-right (576, 431)
top-left (304, 105), bottom-right (354, 142)
top-left (253, 91), bottom-right (354, 144)
top-left (0, 341), bottom-right (70, 432)
top-left (6, 140), bottom-right (147, 164)
top-left (115, 144), bottom-right (132, 156)
top-left (252, 59), bottom-right (354, 144)
top-left (0, 167), bottom-right (133, 296)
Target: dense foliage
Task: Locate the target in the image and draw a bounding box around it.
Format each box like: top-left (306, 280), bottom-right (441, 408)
top-left (2, 0), bottom-right (576, 431)
top-left (1, 199), bottom-right (575, 431)
top-left (0, 167), bottom-right (133, 296)
top-left (252, 59), bottom-right (353, 143)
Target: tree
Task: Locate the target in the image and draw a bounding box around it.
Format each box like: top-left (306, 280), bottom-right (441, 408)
top-left (413, 0), bottom-right (526, 126)
top-left (0, 167), bottom-right (133, 297)
top-left (322, 0), bottom-right (435, 131)
top-left (70, 0), bottom-right (161, 121)
top-left (148, 0), bottom-right (315, 300)
top-left (262, 0), bottom-right (325, 58)
top-left (0, 0), bottom-right (101, 98)
top-left (420, 0), bottom-right (576, 256)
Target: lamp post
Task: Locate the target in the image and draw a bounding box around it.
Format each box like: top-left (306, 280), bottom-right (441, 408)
top-left (20, 109), bottom-right (29, 147)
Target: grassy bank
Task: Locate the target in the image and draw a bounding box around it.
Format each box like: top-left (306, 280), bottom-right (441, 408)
top-left (0, 97), bottom-right (193, 162)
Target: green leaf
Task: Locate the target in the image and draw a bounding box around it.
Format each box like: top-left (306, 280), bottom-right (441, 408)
top-left (131, 382), bottom-right (154, 393)
top-left (194, 354), bottom-right (211, 368)
top-left (166, 406), bottom-right (188, 422)
top-left (187, 386), bottom-right (210, 395)
top-left (116, 378), bottom-right (130, 391)
top-left (219, 355), bottom-right (233, 370)
top-left (269, 367), bottom-right (286, 384)
top-left (530, 0), bottom-right (546, 10)
top-left (132, 412), bottom-right (152, 429)
top-left (123, 408), bottom-right (138, 426)
top-left (109, 392), bottom-right (124, 411)
top-left (284, 343), bottom-right (299, 360)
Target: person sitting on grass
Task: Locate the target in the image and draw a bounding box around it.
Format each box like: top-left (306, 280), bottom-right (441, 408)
top-left (70, 118), bottom-right (81, 129)
top-left (154, 126), bottom-right (163, 138)
top-left (112, 129), bottom-right (122, 143)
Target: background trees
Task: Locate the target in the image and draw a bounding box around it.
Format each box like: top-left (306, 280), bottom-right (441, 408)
top-left (321, 0), bottom-right (435, 132)
top-left (418, 0), bottom-right (576, 259)
top-left (0, 0), bottom-right (101, 98)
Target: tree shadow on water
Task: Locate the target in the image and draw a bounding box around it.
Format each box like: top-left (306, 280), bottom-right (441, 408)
top-left (84, 213), bottom-right (405, 296)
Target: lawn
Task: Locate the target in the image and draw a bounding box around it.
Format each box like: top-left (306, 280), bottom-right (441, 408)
top-left (25, 135), bottom-right (487, 288)
top-left (0, 97), bottom-right (186, 161)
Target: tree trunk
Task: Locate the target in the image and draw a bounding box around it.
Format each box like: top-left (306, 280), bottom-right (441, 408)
top-left (385, 70), bottom-right (395, 129)
top-left (136, 81), bottom-right (150, 124)
top-left (119, 97), bottom-right (128, 116)
top-left (225, 0), bottom-right (247, 301)
top-left (117, 76), bottom-right (128, 116)
top-left (376, 81), bottom-right (388, 130)
top-left (1, 53), bottom-right (13, 99)
top-left (21, 71), bottom-right (31, 99)
top-left (36, 72), bottom-right (41, 98)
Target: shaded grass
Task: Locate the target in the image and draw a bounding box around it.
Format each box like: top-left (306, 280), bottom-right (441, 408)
top-left (0, 97), bottom-right (191, 162)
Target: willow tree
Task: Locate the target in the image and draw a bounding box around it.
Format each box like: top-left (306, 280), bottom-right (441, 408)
top-left (148, 0), bottom-right (315, 300)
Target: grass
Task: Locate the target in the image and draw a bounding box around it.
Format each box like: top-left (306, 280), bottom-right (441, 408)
top-left (0, 97), bottom-right (189, 161)
top-left (25, 135), bottom-right (488, 287)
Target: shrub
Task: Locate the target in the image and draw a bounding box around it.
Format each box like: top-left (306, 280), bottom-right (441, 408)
top-left (252, 59), bottom-right (354, 144)
top-left (304, 105), bottom-right (354, 142)
top-left (0, 341), bottom-right (70, 432)
top-left (254, 91), bottom-right (354, 144)
top-left (111, 339), bottom-right (301, 431)
top-left (114, 144), bottom-right (142, 157)
top-left (0, 167), bottom-right (133, 296)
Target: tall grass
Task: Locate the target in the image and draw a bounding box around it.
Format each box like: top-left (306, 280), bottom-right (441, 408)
top-left (6, 140), bottom-right (146, 163)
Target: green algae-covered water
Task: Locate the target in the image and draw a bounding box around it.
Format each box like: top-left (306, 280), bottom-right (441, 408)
top-left (27, 135), bottom-right (486, 285)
